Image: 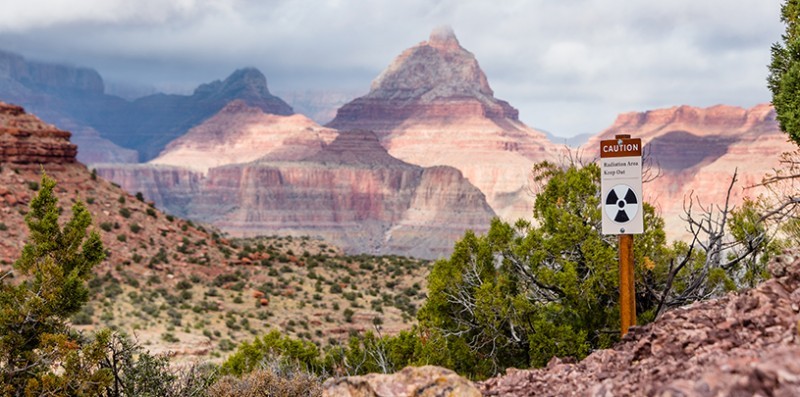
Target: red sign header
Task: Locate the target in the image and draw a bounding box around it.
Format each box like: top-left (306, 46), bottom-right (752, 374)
top-left (600, 138), bottom-right (642, 158)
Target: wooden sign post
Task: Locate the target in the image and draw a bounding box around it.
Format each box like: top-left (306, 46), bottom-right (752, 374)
top-left (600, 134), bottom-right (643, 337)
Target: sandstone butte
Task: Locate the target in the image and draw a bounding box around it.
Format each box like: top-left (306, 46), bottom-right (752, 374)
top-left (584, 103), bottom-right (797, 240)
top-left (327, 26), bottom-right (566, 222)
top-left (96, 103), bottom-right (496, 259)
top-left (323, 250), bottom-right (800, 396)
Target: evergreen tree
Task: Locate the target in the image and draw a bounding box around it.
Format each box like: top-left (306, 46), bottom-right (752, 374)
top-left (0, 172), bottom-right (106, 395)
top-left (768, 0), bottom-right (800, 144)
top-left (417, 162), bottom-right (680, 377)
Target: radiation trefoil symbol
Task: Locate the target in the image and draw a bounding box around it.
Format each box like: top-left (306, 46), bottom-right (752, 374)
top-left (604, 184), bottom-right (639, 224)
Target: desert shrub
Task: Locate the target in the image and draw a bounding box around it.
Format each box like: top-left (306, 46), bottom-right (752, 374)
top-left (210, 364), bottom-right (322, 397)
top-left (176, 280), bottom-right (193, 290)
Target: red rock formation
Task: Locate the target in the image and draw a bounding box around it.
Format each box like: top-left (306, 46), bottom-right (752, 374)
top-left (0, 101), bottom-right (77, 165)
top-left (92, 164), bottom-right (203, 217)
top-left (151, 100), bottom-right (336, 172)
top-left (584, 104), bottom-right (796, 239)
top-left (328, 27), bottom-right (564, 221)
top-left (98, 130), bottom-right (495, 259)
top-left (190, 131), bottom-right (495, 259)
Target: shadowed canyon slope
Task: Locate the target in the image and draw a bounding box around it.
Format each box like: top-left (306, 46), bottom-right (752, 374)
top-left (584, 104), bottom-right (796, 238)
top-left (328, 27), bottom-right (565, 221)
top-left (96, 104), bottom-right (495, 259)
top-left (0, 50), bottom-right (137, 163)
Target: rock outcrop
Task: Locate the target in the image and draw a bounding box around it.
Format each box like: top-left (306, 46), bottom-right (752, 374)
top-left (323, 366), bottom-right (481, 397)
top-left (584, 104), bottom-right (795, 239)
top-left (0, 101), bottom-right (77, 164)
top-left (99, 130), bottom-right (496, 259)
top-left (151, 100), bottom-right (336, 172)
top-left (328, 27), bottom-right (564, 221)
top-left (477, 250), bottom-right (800, 396)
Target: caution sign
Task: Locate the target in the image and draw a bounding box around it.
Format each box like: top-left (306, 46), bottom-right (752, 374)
top-left (600, 137), bottom-right (643, 234)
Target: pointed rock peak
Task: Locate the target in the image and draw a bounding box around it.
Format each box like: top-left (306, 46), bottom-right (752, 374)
top-left (224, 67), bottom-right (270, 92)
top-left (428, 25), bottom-right (460, 50)
top-left (307, 130), bottom-right (408, 166)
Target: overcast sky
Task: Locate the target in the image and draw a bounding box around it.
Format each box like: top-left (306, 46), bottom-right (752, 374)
top-left (0, 0), bottom-right (784, 137)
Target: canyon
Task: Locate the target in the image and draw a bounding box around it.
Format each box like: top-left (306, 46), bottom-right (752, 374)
top-left (3, 28), bottom-right (799, 258)
top-left (97, 124), bottom-right (495, 260)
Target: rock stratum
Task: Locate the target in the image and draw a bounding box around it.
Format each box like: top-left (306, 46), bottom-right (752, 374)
top-left (97, 104), bottom-right (496, 259)
top-left (151, 100), bottom-right (337, 172)
top-left (585, 104), bottom-right (795, 239)
top-left (324, 251), bottom-right (800, 396)
top-left (0, 101), bottom-right (76, 164)
top-left (328, 27), bottom-right (564, 221)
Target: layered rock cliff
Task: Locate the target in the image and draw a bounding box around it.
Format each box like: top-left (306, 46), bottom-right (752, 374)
top-left (151, 100), bottom-right (336, 172)
top-left (98, 129), bottom-right (496, 259)
top-left (197, 131), bottom-right (496, 259)
top-left (328, 27), bottom-right (564, 221)
top-left (584, 104), bottom-right (795, 239)
top-left (0, 101), bottom-right (77, 164)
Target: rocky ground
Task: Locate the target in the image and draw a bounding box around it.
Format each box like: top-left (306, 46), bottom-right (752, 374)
top-left (324, 251), bottom-right (800, 396)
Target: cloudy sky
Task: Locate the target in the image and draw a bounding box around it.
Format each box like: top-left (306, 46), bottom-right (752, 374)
top-left (0, 0), bottom-right (784, 137)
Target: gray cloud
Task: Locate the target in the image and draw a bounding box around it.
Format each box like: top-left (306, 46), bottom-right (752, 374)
top-left (0, 0), bottom-right (784, 136)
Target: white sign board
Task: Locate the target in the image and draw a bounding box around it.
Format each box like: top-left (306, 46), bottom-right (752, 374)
top-left (600, 137), bottom-right (643, 235)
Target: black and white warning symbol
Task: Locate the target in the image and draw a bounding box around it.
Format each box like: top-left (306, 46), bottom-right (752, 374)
top-left (600, 136), bottom-right (643, 234)
top-left (604, 184), bottom-right (639, 224)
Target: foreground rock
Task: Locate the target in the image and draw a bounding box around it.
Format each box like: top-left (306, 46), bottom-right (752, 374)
top-left (478, 251), bottom-right (800, 396)
top-left (323, 366), bottom-right (481, 397)
top-left (323, 251), bottom-right (800, 396)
